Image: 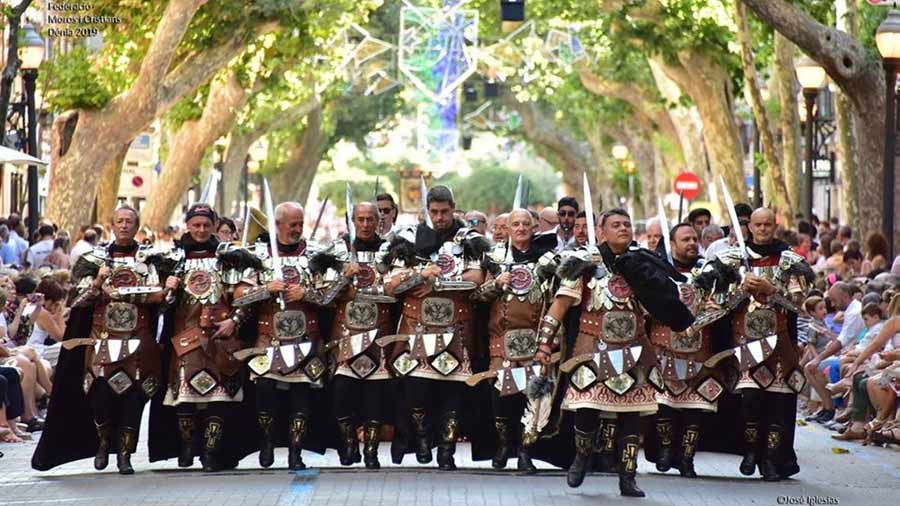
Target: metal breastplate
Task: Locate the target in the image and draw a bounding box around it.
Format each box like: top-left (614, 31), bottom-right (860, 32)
top-left (261, 254), bottom-right (311, 285)
top-left (183, 257), bottom-right (223, 304)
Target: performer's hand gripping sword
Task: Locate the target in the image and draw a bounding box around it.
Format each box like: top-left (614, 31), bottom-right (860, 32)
top-left (719, 176), bottom-right (750, 270)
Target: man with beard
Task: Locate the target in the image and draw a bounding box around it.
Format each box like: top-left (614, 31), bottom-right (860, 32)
top-left (647, 224), bottom-right (734, 478)
top-left (555, 197), bottom-right (579, 251)
top-left (471, 209), bottom-right (558, 472)
top-left (162, 203), bottom-right (249, 472)
top-left (326, 202), bottom-right (397, 469)
top-left (237, 202), bottom-right (335, 470)
top-left (718, 208), bottom-right (813, 481)
top-left (536, 209), bottom-right (694, 498)
top-left (572, 211), bottom-right (597, 248)
top-left (382, 185), bottom-right (489, 470)
top-left (32, 207), bottom-right (165, 474)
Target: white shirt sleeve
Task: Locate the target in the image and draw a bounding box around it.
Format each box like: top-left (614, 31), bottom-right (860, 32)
top-left (837, 301), bottom-right (864, 349)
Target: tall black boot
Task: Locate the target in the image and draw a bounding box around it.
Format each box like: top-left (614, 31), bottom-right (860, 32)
top-left (679, 424), bottom-right (700, 478)
top-left (93, 421), bottom-right (112, 470)
top-left (739, 422), bottom-right (759, 476)
top-left (116, 426), bottom-right (137, 475)
top-left (257, 412), bottom-right (275, 468)
top-left (760, 424), bottom-right (783, 482)
top-left (618, 434), bottom-right (645, 498)
top-left (177, 414), bottom-right (195, 468)
top-left (517, 423), bottom-right (537, 474)
top-left (492, 417), bottom-right (511, 470)
top-left (201, 416), bottom-right (224, 472)
top-left (411, 407), bottom-right (432, 464)
top-left (288, 414), bottom-right (308, 471)
top-left (337, 416), bottom-right (361, 466)
top-left (595, 419), bottom-right (617, 473)
top-left (363, 421), bottom-right (382, 469)
top-left (436, 411), bottom-right (459, 471)
top-left (567, 428), bottom-right (595, 488)
top-left (655, 417), bottom-right (674, 472)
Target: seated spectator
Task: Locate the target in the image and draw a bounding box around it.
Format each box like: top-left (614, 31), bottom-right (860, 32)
top-left (843, 249), bottom-right (864, 279)
top-left (25, 278), bottom-right (67, 368)
top-left (0, 225), bottom-right (18, 266)
top-left (862, 232), bottom-right (889, 278)
top-left (46, 237), bottom-right (70, 270)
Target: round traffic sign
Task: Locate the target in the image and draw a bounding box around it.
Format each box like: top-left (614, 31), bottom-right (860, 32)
top-left (132, 176), bottom-right (144, 187)
top-left (673, 172), bottom-right (702, 200)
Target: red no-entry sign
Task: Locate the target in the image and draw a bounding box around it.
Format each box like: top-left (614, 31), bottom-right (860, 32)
top-left (673, 172), bottom-right (702, 200)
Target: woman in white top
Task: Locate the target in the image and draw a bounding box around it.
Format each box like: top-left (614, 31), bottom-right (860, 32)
top-left (26, 278), bottom-right (67, 368)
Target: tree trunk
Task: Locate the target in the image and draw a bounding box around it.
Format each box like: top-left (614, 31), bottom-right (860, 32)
top-left (735, 2), bottom-right (793, 218)
top-left (648, 59), bottom-right (709, 181)
top-left (773, 33), bottom-right (803, 213)
top-left (740, 0), bottom-right (888, 250)
top-left (44, 0), bottom-right (274, 236)
top-left (221, 129), bottom-right (254, 217)
top-left (272, 105), bottom-right (326, 205)
top-left (94, 143), bottom-right (131, 225)
top-left (834, 0), bottom-right (859, 227)
top-left (142, 71), bottom-right (249, 230)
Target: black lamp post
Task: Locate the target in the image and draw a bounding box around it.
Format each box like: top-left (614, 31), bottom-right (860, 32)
top-left (18, 24), bottom-right (44, 238)
top-left (877, 10), bottom-right (900, 260)
top-left (795, 55), bottom-right (826, 222)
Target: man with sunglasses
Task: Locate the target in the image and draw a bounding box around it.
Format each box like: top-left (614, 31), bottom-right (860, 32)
top-left (465, 210), bottom-right (488, 236)
top-left (375, 193), bottom-right (398, 239)
top-left (556, 197), bottom-right (579, 251)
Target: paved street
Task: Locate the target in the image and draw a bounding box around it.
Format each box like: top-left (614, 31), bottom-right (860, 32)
top-left (2, 417), bottom-right (898, 506)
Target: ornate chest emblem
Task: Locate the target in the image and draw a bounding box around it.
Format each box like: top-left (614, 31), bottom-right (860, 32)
top-left (282, 265), bottom-right (301, 285)
top-left (745, 308), bottom-right (777, 340)
top-left (503, 329), bottom-right (538, 361)
top-left (350, 355), bottom-right (377, 378)
top-left (601, 311), bottom-right (637, 343)
top-left (355, 264), bottom-right (377, 288)
top-left (669, 330), bottom-right (702, 353)
top-left (678, 283), bottom-right (697, 308)
top-left (436, 253), bottom-right (456, 276)
top-left (508, 265), bottom-right (535, 295)
top-left (274, 310), bottom-right (307, 340)
top-left (421, 297), bottom-right (455, 327)
top-left (346, 301), bottom-right (378, 330)
top-left (185, 270), bottom-right (214, 299)
top-left (110, 267), bottom-right (139, 288)
top-left (105, 302), bottom-right (138, 333)
top-left (606, 274), bottom-right (633, 301)
top-left (431, 350), bottom-right (460, 376)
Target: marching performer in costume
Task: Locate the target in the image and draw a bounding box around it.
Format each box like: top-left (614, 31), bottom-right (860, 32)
top-left (646, 222), bottom-right (736, 478)
top-left (32, 207), bottom-right (166, 474)
top-left (322, 196), bottom-right (397, 469)
top-left (161, 203), bottom-right (255, 472)
top-left (715, 206), bottom-right (813, 481)
top-left (470, 208), bottom-right (559, 472)
top-left (380, 183), bottom-right (490, 470)
top-left (536, 181), bottom-right (694, 498)
top-left (235, 192), bottom-right (338, 471)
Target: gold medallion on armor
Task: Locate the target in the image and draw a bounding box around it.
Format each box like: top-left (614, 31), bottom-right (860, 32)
top-left (189, 370), bottom-right (218, 396)
top-left (392, 352), bottom-right (418, 376)
top-left (508, 265), bottom-right (535, 295)
top-left (601, 311), bottom-right (637, 343)
top-left (669, 330), bottom-right (702, 353)
top-left (503, 329), bottom-right (538, 361)
top-left (786, 368), bottom-right (806, 394)
top-left (421, 297), bottom-right (455, 326)
top-left (304, 356), bottom-right (326, 381)
top-left (346, 301), bottom-right (378, 330)
top-left (105, 302), bottom-right (139, 333)
top-left (571, 364), bottom-right (598, 392)
top-left (107, 369), bottom-right (134, 395)
top-left (350, 354), bottom-right (377, 378)
top-left (141, 376), bottom-right (159, 398)
top-left (274, 310), bottom-right (307, 339)
top-left (745, 308), bottom-right (777, 340)
top-left (647, 366), bottom-right (665, 393)
top-left (248, 354), bottom-right (272, 376)
top-left (751, 364), bottom-right (775, 389)
top-left (431, 351), bottom-right (460, 376)
top-left (185, 270), bottom-right (215, 299)
top-left (110, 267), bottom-right (139, 288)
top-left (604, 372), bottom-right (636, 396)
top-left (697, 377), bottom-right (724, 403)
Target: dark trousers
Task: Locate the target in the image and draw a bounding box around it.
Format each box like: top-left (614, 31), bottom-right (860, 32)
top-left (406, 377), bottom-right (464, 416)
top-left (255, 378), bottom-right (311, 416)
top-left (575, 408), bottom-right (640, 439)
top-left (89, 380), bottom-right (146, 429)
top-left (333, 375), bottom-right (385, 421)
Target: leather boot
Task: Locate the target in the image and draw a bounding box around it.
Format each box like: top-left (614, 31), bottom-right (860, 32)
top-left (760, 424), bottom-right (783, 482)
top-left (411, 407), bottom-right (432, 464)
top-left (436, 411), bottom-right (459, 471)
top-left (337, 417), bottom-right (361, 466)
top-left (201, 416), bottom-right (224, 472)
top-left (618, 434), bottom-right (645, 498)
top-left (492, 417), bottom-right (511, 469)
top-left (363, 421), bottom-right (381, 469)
top-left (595, 420), bottom-right (617, 473)
top-left (679, 424), bottom-right (700, 478)
top-left (257, 412), bottom-right (275, 468)
top-left (739, 422), bottom-right (759, 476)
top-left (117, 426), bottom-right (137, 475)
top-left (94, 421), bottom-right (112, 470)
top-left (177, 414), bottom-right (195, 468)
top-left (517, 445), bottom-right (537, 473)
top-left (566, 428), bottom-right (595, 488)
top-left (288, 414), bottom-right (308, 471)
top-left (655, 417), bottom-right (674, 472)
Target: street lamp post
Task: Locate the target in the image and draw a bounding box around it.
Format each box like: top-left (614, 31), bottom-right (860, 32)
top-left (876, 9), bottom-right (900, 260)
top-left (18, 24), bottom-right (44, 238)
top-left (795, 55), bottom-right (826, 222)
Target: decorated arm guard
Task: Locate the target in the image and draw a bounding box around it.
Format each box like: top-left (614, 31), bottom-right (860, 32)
top-left (232, 284), bottom-right (271, 307)
top-left (71, 282), bottom-right (101, 308)
top-left (470, 279), bottom-right (502, 302)
top-left (393, 271), bottom-right (427, 295)
top-left (538, 315), bottom-right (561, 349)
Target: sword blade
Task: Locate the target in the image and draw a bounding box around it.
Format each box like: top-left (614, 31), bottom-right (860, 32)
top-left (262, 178), bottom-right (282, 281)
top-left (310, 197), bottom-right (329, 240)
top-left (420, 175), bottom-right (433, 229)
top-left (583, 172), bottom-right (596, 247)
top-left (512, 174), bottom-right (523, 210)
top-left (719, 176), bottom-right (749, 266)
top-left (657, 197), bottom-right (673, 265)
